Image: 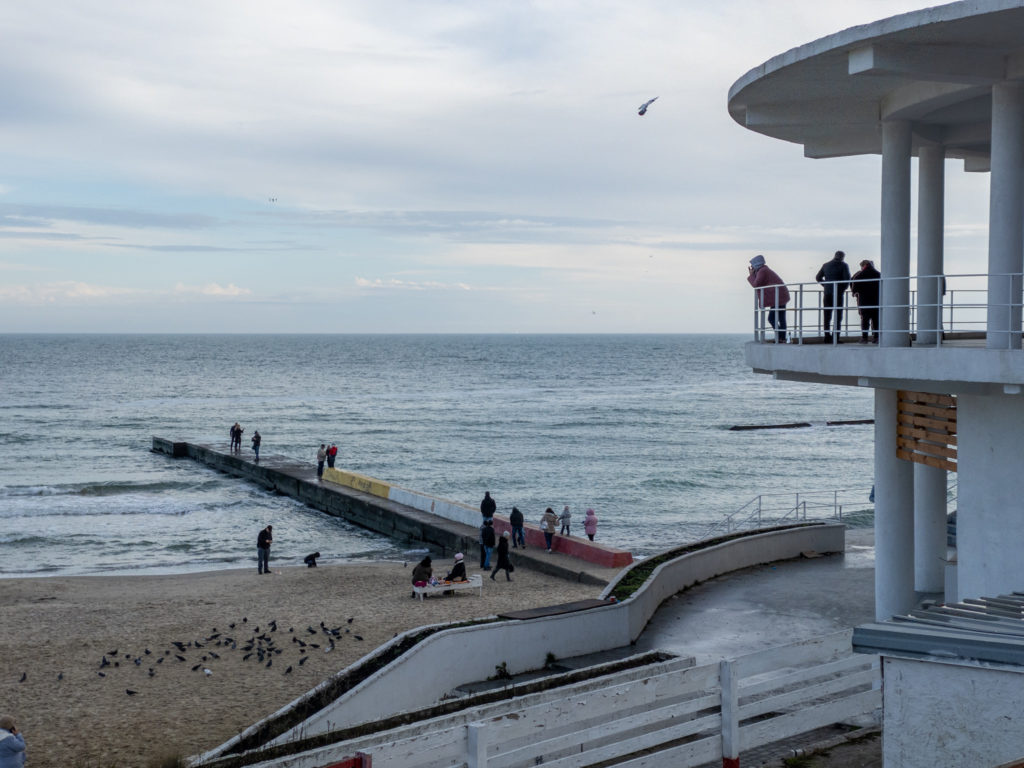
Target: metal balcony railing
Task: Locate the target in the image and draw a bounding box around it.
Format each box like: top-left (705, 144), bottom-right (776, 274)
top-left (752, 271), bottom-right (1024, 346)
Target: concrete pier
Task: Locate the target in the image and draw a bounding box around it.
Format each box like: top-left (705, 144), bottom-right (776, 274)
top-left (151, 438), bottom-right (626, 586)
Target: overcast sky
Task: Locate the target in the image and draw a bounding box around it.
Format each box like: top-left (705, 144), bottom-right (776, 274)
top-left (0, 0), bottom-right (991, 333)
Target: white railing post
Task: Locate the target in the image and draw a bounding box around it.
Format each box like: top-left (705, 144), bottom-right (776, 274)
top-left (468, 721), bottom-right (487, 768)
top-left (720, 659), bottom-right (740, 768)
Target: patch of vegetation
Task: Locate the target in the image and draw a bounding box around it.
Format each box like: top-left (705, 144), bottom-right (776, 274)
top-left (490, 661), bottom-right (512, 680)
top-left (609, 523), bottom-right (822, 601)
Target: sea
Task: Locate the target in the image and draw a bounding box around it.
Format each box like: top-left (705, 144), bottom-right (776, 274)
top-left (0, 334), bottom-right (876, 578)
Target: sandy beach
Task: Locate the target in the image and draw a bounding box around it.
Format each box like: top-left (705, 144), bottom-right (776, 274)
top-left (1, 561), bottom-right (600, 768)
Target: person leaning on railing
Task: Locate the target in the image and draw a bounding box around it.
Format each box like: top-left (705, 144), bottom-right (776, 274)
top-left (851, 259), bottom-right (881, 344)
top-left (747, 255), bottom-right (790, 342)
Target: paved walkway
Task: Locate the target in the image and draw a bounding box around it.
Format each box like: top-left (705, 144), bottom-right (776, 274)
top-left (633, 527), bottom-right (880, 767)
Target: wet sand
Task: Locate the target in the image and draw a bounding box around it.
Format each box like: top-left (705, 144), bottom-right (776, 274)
top-left (0, 561), bottom-right (599, 767)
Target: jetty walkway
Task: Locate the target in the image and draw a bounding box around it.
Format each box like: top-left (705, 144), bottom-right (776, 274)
top-left (151, 438), bottom-right (627, 586)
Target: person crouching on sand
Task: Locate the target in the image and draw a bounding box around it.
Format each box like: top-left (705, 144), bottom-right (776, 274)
top-left (411, 556), bottom-right (432, 598)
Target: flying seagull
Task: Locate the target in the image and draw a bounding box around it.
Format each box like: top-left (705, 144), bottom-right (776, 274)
top-left (638, 97), bottom-right (658, 116)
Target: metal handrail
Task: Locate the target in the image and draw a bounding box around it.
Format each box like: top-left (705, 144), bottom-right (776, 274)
top-left (752, 271), bottom-right (1022, 346)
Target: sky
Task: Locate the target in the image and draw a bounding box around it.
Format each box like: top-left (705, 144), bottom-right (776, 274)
top-left (0, 0), bottom-right (993, 333)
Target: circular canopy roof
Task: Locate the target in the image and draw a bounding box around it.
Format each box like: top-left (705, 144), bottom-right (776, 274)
top-left (728, 0), bottom-right (1024, 166)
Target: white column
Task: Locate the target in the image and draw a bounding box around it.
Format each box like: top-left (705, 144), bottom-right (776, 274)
top-left (880, 121), bottom-right (913, 347)
top-left (875, 388), bottom-right (916, 620)
top-left (987, 82), bottom-right (1024, 350)
top-left (917, 145), bottom-right (945, 345)
top-left (914, 463), bottom-right (947, 594)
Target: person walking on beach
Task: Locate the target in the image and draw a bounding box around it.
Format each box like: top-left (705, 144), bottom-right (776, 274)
top-left (480, 491), bottom-right (496, 523)
top-left (816, 250), bottom-right (851, 342)
top-left (316, 444), bottom-right (327, 479)
top-left (480, 518), bottom-right (496, 568)
top-left (509, 506), bottom-right (526, 549)
top-left (251, 430), bottom-right (262, 461)
top-left (541, 507), bottom-right (558, 552)
top-left (0, 714), bottom-right (26, 768)
top-left (584, 508), bottom-right (598, 541)
top-left (257, 525), bottom-right (273, 575)
top-left (327, 443), bottom-right (338, 468)
top-left (559, 505), bottom-right (572, 536)
top-left (747, 255), bottom-right (790, 343)
top-left (851, 259), bottom-right (881, 344)
top-left (490, 531), bottom-right (513, 581)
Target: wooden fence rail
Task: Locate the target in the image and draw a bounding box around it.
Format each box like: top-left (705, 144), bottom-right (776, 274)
top-left (232, 631), bottom-right (879, 768)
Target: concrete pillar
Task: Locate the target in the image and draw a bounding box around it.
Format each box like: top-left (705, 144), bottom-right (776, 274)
top-left (880, 121), bottom-right (913, 348)
top-left (987, 82), bottom-right (1024, 350)
top-left (914, 463), bottom-right (947, 594)
top-left (875, 388), bottom-right (916, 620)
top-left (917, 145), bottom-right (945, 345)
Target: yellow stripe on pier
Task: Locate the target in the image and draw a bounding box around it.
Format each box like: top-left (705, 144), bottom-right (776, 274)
top-left (322, 467), bottom-right (391, 498)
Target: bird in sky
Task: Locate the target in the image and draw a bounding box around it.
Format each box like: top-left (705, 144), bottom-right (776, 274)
top-left (638, 97), bottom-right (658, 116)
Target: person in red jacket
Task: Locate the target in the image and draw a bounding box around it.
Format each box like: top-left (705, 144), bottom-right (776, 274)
top-left (327, 443), bottom-right (338, 468)
top-left (747, 254), bottom-right (790, 343)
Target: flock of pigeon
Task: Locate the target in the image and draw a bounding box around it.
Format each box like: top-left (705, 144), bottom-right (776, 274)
top-left (18, 615), bottom-right (365, 697)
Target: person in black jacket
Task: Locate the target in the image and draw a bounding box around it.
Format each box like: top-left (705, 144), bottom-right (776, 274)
top-left (851, 259), bottom-right (881, 343)
top-left (480, 491), bottom-right (496, 522)
top-left (509, 506), bottom-right (525, 549)
top-left (815, 250), bottom-right (852, 342)
top-left (480, 519), bottom-right (496, 569)
top-left (257, 525), bottom-right (273, 574)
top-left (444, 552), bottom-right (467, 582)
top-left (490, 532), bottom-right (513, 581)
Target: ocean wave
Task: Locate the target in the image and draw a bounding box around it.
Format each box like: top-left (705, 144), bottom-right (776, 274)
top-left (0, 479), bottom-right (217, 498)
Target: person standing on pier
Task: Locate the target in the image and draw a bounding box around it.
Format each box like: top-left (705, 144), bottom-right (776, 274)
top-left (316, 444), bottom-right (327, 478)
top-left (584, 508), bottom-right (598, 541)
top-left (559, 505), bottom-right (572, 536)
top-left (509, 506), bottom-right (526, 548)
top-left (257, 525), bottom-right (273, 575)
top-left (851, 259), bottom-right (881, 344)
top-left (480, 491), bottom-right (496, 523)
top-left (251, 430), bottom-right (261, 461)
top-left (541, 508), bottom-right (558, 552)
top-left (815, 250), bottom-right (851, 342)
top-left (327, 443), bottom-right (338, 468)
top-left (747, 255), bottom-right (790, 343)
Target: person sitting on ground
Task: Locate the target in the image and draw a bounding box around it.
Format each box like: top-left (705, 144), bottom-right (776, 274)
top-left (411, 556), bottom-right (432, 598)
top-left (444, 552), bottom-right (467, 582)
top-left (303, 552), bottom-right (320, 568)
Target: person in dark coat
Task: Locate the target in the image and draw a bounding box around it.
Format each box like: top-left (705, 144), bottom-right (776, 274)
top-left (509, 506), bottom-right (526, 549)
top-left (480, 519), bottom-right (496, 568)
top-left (480, 491), bottom-right (496, 522)
top-left (257, 525), bottom-right (273, 574)
top-left (815, 250), bottom-right (852, 341)
top-left (444, 552), bottom-right (467, 582)
top-left (490, 531), bottom-right (513, 581)
top-left (251, 430), bottom-right (261, 461)
top-left (851, 259), bottom-right (881, 343)
top-left (411, 555), bottom-right (432, 598)
top-left (303, 552), bottom-right (320, 568)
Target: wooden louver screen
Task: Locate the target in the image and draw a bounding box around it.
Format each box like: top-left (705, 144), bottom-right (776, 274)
top-left (896, 390), bottom-right (957, 472)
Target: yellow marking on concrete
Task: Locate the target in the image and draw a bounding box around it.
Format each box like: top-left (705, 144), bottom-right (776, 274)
top-left (322, 467), bottom-right (391, 498)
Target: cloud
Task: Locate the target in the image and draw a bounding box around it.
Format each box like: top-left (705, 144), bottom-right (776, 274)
top-left (355, 277), bottom-right (472, 291)
top-left (0, 280), bottom-right (252, 305)
top-left (174, 282), bottom-right (252, 296)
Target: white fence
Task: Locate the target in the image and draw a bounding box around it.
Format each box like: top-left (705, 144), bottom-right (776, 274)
top-left (753, 271), bottom-right (1024, 346)
top-left (227, 631), bottom-right (878, 768)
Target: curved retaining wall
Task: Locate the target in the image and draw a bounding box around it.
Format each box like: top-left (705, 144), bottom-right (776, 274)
top-left (200, 522), bottom-right (845, 761)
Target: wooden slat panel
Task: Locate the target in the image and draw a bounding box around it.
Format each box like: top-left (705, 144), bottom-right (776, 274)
top-left (897, 437), bottom-right (958, 460)
top-left (898, 401), bottom-right (958, 421)
top-left (897, 449), bottom-right (957, 472)
top-left (898, 391), bottom-right (956, 407)
top-left (897, 412), bottom-right (957, 434)
top-left (897, 424), bottom-right (958, 446)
